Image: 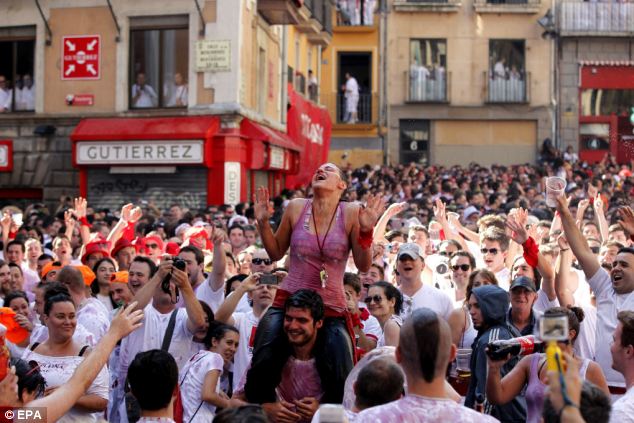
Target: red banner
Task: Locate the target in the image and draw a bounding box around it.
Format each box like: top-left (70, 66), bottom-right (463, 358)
top-left (285, 83), bottom-right (332, 189)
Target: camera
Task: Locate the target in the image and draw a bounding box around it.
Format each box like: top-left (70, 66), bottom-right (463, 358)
top-left (259, 273), bottom-right (278, 285)
top-left (539, 313), bottom-right (569, 342)
top-left (162, 257), bottom-right (187, 294)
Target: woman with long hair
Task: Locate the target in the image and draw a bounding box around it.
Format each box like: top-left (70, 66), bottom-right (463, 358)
top-left (21, 293), bottom-right (109, 422)
top-left (365, 281), bottom-right (403, 347)
top-left (91, 257), bottom-right (117, 312)
top-left (246, 163), bottom-right (385, 404)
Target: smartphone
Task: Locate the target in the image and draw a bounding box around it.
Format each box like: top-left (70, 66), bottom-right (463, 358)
top-left (540, 313), bottom-right (569, 372)
top-left (259, 273), bottom-right (278, 285)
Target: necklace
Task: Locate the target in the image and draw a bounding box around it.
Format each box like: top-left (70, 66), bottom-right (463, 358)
top-left (311, 200), bottom-right (339, 288)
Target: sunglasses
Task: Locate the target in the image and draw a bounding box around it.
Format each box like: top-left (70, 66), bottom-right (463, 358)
top-left (364, 295), bottom-right (384, 305)
top-left (252, 258), bottom-right (272, 265)
top-left (438, 251), bottom-right (451, 257)
top-left (480, 248), bottom-right (499, 255)
top-left (452, 264), bottom-right (471, 272)
top-left (590, 246), bottom-right (600, 254)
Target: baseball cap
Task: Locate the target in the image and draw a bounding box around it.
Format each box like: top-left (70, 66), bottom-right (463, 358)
top-left (397, 243), bottom-right (424, 261)
top-left (41, 262), bottom-right (61, 280)
top-left (110, 271), bottom-right (129, 284)
top-left (74, 265), bottom-right (96, 286)
top-left (510, 276), bottom-right (536, 292)
top-left (463, 206), bottom-right (481, 221)
top-left (175, 223), bottom-right (192, 237)
top-left (111, 238), bottom-right (134, 257)
top-left (81, 240), bottom-right (111, 264)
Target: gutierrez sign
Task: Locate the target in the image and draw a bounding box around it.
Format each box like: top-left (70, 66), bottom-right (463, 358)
top-left (76, 140), bottom-right (204, 165)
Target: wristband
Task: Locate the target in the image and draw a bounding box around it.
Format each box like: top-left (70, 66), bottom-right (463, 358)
top-left (358, 230), bottom-right (373, 250)
top-left (350, 312), bottom-right (364, 329)
top-left (522, 236), bottom-right (539, 268)
top-left (8, 230), bottom-right (16, 240)
top-left (78, 216), bottom-right (91, 228)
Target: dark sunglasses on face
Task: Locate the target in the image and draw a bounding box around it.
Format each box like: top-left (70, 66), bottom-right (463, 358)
top-left (590, 246), bottom-right (600, 254)
top-left (438, 251), bottom-right (450, 257)
top-left (364, 295), bottom-right (384, 305)
top-left (452, 264), bottom-right (471, 272)
top-left (252, 258), bottom-right (272, 265)
top-left (481, 248), bottom-right (499, 255)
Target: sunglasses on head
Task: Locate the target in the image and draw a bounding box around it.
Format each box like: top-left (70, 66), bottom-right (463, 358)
top-left (364, 295), bottom-right (384, 304)
top-left (480, 248), bottom-right (499, 255)
top-left (252, 258), bottom-right (272, 265)
top-left (452, 264), bottom-right (471, 272)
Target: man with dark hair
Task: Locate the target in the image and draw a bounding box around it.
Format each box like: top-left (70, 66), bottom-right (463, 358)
top-left (610, 310), bottom-right (634, 420)
top-left (354, 357), bottom-right (404, 410)
top-left (343, 272), bottom-right (380, 352)
top-left (228, 224), bottom-right (247, 255)
top-left (465, 284), bottom-right (526, 421)
top-left (356, 308), bottom-right (497, 422)
top-left (543, 381), bottom-right (611, 423)
top-left (128, 256), bottom-right (158, 294)
top-left (260, 289), bottom-right (325, 423)
top-left (178, 245), bottom-right (206, 291)
top-left (128, 350), bottom-right (179, 421)
top-left (0, 260), bottom-right (11, 302)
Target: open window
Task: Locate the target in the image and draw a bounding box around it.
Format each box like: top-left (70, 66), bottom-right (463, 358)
top-left (0, 26), bottom-right (36, 112)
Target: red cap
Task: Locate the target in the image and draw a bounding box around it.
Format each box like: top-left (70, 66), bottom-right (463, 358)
top-left (165, 242), bottom-right (180, 256)
top-left (81, 240), bottom-right (111, 264)
top-left (143, 235), bottom-right (164, 252)
top-left (112, 238), bottom-right (134, 257)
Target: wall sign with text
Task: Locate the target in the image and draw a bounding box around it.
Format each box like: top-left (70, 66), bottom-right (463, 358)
top-left (195, 40), bottom-right (231, 72)
top-left (0, 140), bottom-right (13, 172)
top-left (62, 35), bottom-right (101, 80)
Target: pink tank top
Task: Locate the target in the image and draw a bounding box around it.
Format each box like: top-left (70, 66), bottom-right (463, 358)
top-left (280, 200), bottom-right (350, 312)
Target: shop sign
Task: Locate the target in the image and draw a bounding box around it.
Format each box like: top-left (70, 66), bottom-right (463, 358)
top-left (269, 145), bottom-right (285, 169)
top-left (76, 140), bottom-right (204, 165)
top-left (224, 162), bottom-right (241, 205)
top-left (66, 94), bottom-right (94, 106)
top-left (0, 140), bottom-right (13, 171)
top-left (196, 40), bottom-right (231, 72)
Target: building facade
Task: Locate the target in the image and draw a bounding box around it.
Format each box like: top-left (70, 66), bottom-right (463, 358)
top-left (556, 0), bottom-right (634, 164)
top-left (0, 0), bottom-right (333, 210)
top-left (386, 0), bottom-right (553, 166)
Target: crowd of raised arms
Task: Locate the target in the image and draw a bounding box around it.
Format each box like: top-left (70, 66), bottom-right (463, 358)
top-left (1, 152), bottom-right (634, 423)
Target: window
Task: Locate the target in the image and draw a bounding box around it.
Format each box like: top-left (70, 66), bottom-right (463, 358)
top-left (337, 52), bottom-right (372, 123)
top-left (488, 39), bottom-right (526, 102)
top-left (581, 89), bottom-right (634, 116)
top-left (0, 26), bottom-right (36, 112)
top-left (399, 119), bottom-right (429, 165)
top-left (408, 39), bottom-right (447, 102)
top-left (129, 16), bottom-right (189, 109)
top-left (336, 0), bottom-right (376, 26)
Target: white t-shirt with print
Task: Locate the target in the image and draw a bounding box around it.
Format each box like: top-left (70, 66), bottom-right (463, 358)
top-left (588, 267), bottom-right (634, 387)
top-left (77, 297), bottom-right (110, 343)
top-left (179, 350), bottom-right (224, 422)
top-left (232, 310), bottom-right (260, 391)
top-left (400, 284), bottom-right (454, 321)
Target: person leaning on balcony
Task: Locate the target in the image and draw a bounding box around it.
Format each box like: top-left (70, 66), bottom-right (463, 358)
top-left (343, 72), bottom-right (359, 124)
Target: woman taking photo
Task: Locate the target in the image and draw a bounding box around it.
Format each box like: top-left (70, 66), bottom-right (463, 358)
top-left (21, 293), bottom-right (109, 422)
top-left (365, 281), bottom-right (403, 347)
top-left (486, 306), bottom-right (609, 423)
top-left (179, 322), bottom-right (244, 422)
top-left (246, 163), bottom-right (385, 404)
top-left (91, 258), bottom-right (117, 312)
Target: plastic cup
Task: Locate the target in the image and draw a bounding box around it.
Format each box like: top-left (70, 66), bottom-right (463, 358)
top-left (456, 348), bottom-right (472, 378)
top-left (545, 177), bottom-right (566, 208)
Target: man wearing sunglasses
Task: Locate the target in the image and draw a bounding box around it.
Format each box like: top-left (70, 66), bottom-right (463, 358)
top-left (396, 243), bottom-right (453, 321)
top-left (479, 227), bottom-right (511, 291)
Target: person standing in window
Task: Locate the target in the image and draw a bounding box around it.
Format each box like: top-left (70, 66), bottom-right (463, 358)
top-left (0, 75), bottom-right (12, 112)
top-left (16, 74), bottom-right (35, 111)
top-left (493, 57), bottom-right (507, 80)
top-left (343, 72), bottom-right (359, 124)
top-left (167, 72), bottom-right (188, 107)
top-left (131, 72), bottom-right (158, 108)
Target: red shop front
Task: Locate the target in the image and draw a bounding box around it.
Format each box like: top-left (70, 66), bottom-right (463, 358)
top-left (70, 115), bottom-right (304, 209)
top-left (578, 61), bottom-right (634, 164)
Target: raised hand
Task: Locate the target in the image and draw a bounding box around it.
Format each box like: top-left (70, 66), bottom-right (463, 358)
top-left (211, 228), bottom-right (226, 245)
top-left (433, 198), bottom-right (447, 222)
top-left (254, 187), bottom-right (271, 223)
top-left (0, 212), bottom-right (11, 231)
top-left (64, 209), bottom-right (76, 231)
top-left (557, 233), bottom-right (570, 251)
top-left (385, 201), bottom-right (408, 218)
top-left (617, 206), bottom-right (634, 236)
top-left (120, 203), bottom-right (141, 223)
top-left (555, 195), bottom-right (570, 216)
top-left (505, 215), bottom-right (528, 245)
top-left (73, 197), bottom-right (87, 219)
top-left (593, 193), bottom-right (604, 214)
top-left (359, 194), bottom-right (387, 233)
top-left (110, 301), bottom-right (144, 340)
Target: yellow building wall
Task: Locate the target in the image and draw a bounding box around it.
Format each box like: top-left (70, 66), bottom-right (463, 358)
top-left (44, 7), bottom-right (117, 113)
top-left (387, 0), bottom-right (551, 107)
top-left (197, 0), bottom-right (218, 105)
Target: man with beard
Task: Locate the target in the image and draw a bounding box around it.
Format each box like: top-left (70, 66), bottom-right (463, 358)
top-left (465, 284), bottom-right (526, 422)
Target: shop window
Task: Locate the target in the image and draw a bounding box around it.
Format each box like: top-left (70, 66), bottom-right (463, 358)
top-left (487, 39), bottom-right (526, 103)
top-left (581, 89), bottom-right (634, 117)
top-left (408, 39), bottom-right (447, 102)
top-left (0, 26), bottom-right (36, 112)
top-left (129, 16), bottom-right (189, 109)
top-left (399, 119), bottom-right (429, 165)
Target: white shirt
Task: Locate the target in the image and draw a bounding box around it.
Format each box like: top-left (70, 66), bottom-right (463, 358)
top-left (359, 303), bottom-right (382, 342)
top-left (31, 322), bottom-right (97, 347)
top-left (131, 84), bottom-right (158, 108)
top-left (400, 284), bottom-right (454, 321)
top-left (495, 267), bottom-right (511, 291)
top-left (179, 350), bottom-right (224, 422)
top-left (195, 279), bottom-right (225, 313)
top-left (232, 310), bottom-right (260, 391)
top-left (345, 77), bottom-right (359, 98)
top-left (588, 267), bottom-right (634, 387)
top-left (0, 88), bottom-right (11, 111)
top-left (167, 84), bottom-right (188, 107)
top-left (533, 289), bottom-right (559, 315)
top-left (610, 386), bottom-right (634, 423)
top-left (77, 297), bottom-right (111, 343)
top-left (16, 86), bottom-right (35, 110)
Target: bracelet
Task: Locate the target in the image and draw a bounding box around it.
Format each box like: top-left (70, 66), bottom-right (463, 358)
top-left (78, 216), bottom-right (91, 228)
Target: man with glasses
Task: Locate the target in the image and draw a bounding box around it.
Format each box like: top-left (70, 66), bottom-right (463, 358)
top-left (0, 75), bottom-right (11, 112)
top-left (141, 235), bottom-right (164, 264)
top-left (450, 251), bottom-right (476, 305)
top-left (479, 227), bottom-right (511, 290)
top-left (215, 271), bottom-right (279, 392)
top-left (396, 243), bottom-right (453, 321)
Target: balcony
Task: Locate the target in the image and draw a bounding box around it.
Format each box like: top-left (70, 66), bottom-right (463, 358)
top-left (322, 93), bottom-right (377, 126)
top-left (393, 0), bottom-right (462, 13)
top-left (484, 71), bottom-right (530, 103)
top-left (336, 0), bottom-right (376, 26)
top-left (307, 0), bottom-right (333, 46)
top-left (559, 1), bottom-right (634, 37)
top-left (258, 0), bottom-right (302, 25)
top-left (473, 0), bottom-right (541, 14)
top-left (405, 70), bottom-right (450, 103)
top-left (297, 0), bottom-right (323, 33)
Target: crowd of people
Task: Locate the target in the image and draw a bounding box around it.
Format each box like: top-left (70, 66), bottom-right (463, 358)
top-left (0, 153), bottom-right (634, 423)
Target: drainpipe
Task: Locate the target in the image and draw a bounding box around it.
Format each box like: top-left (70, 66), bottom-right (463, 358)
top-left (281, 26), bottom-right (289, 125)
top-left (379, 0), bottom-right (388, 165)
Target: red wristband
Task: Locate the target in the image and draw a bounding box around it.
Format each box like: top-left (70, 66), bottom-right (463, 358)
top-left (78, 216), bottom-right (91, 228)
top-left (522, 236), bottom-right (539, 268)
top-left (358, 230), bottom-right (373, 250)
top-left (8, 231), bottom-right (16, 240)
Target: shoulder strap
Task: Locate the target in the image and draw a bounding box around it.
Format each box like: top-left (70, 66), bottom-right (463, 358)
top-left (161, 309), bottom-right (179, 352)
top-left (30, 342), bottom-right (41, 351)
top-left (78, 345), bottom-right (89, 357)
top-left (188, 401), bottom-right (204, 423)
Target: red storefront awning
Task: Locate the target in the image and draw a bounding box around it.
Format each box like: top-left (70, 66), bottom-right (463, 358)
top-left (240, 119), bottom-right (302, 152)
top-left (579, 63), bottom-right (634, 89)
